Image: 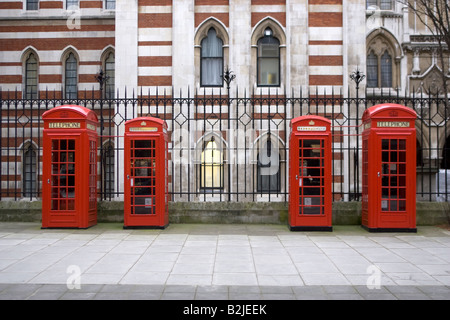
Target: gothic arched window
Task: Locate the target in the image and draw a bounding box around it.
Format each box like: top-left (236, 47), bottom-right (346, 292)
top-left (201, 28), bottom-right (224, 87)
top-left (257, 28), bottom-right (280, 87)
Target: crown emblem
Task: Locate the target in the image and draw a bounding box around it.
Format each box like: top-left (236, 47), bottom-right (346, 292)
top-left (141, 121), bottom-right (147, 126)
top-left (309, 120), bottom-right (315, 126)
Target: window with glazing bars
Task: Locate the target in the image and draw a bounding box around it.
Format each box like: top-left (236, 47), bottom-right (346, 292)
top-left (200, 138), bottom-right (224, 190)
top-left (27, 0), bottom-right (38, 10)
top-left (102, 144), bottom-right (115, 198)
top-left (366, 0), bottom-right (392, 10)
top-left (257, 140), bottom-right (281, 193)
top-left (366, 50), bottom-right (392, 88)
top-left (105, 0), bottom-right (115, 10)
top-left (65, 53), bottom-right (78, 99)
top-left (66, 0), bottom-right (78, 9)
top-left (105, 52), bottom-right (115, 98)
top-left (23, 145), bottom-right (37, 198)
top-left (201, 28), bottom-right (223, 87)
top-left (257, 28), bottom-right (280, 86)
top-left (380, 51), bottom-right (392, 88)
top-left (367, 51), bottom-right (378, 88)
top-left (25, 53), bottom-right (38, 99)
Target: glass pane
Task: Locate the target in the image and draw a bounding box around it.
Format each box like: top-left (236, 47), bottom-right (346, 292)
top-left (367, 52), bottom-right (378, 88)
top-left (25, 54), bottom-right (38, 99)
top-left (67, 0), bottom-right (79, 9)
top-left (298, 139), bottom-right (325, 215)
top-left (201, 28), bottom-right (223, 86)
top-left (105, 53), bottom-right (115, 98)
top-left (201, 58), bottom-right (223, 86)
top-left (201, 28), bottom-right (223, 58)
top-left (106, 0), bottom-right (115, 9)
top-left (65, 53), bottom-right (78, 99)
top-left (201, 140), bottom-right (224, 189)
top-left (380, 0), bottom-right (392, 10)
top-left (258, 58), bottom-right (279, 85)
top-left (130, 139), bottom-right (157, 215)
top-left (366, 0), bottom-right (377, 9)
top-left (257, 140), bottom-right (280, 193)
top-left (51, 139), bottom-right (76, 211)
top-left (259, 43), bottom-right (279, 57)
top-left (257, 32), bottom-right (280, 86)
top-left (27, 0), bottom-right (38, 10)
top-left (381, 139), bottom-right (407, 212)
top-left (380, 51), bottom-right (392, 87)
top-left (23, 148), bottom-right (37, 197)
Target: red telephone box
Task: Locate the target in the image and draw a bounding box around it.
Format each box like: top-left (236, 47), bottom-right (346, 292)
top-left (124, 117), bottom-right (169, 228)
top-left (289, 116), bottom-right (332, 231)
top-left (362, 104), bottom-right (417, 232)
top-left (42, 105), bottom-right (98, 229)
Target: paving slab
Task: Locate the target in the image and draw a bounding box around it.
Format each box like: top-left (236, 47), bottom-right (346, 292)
top-left (0, 222), bottom-right (449, 300)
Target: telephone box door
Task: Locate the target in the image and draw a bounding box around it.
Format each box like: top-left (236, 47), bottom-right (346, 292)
top-left (289, 116), bottom-right (332, 231)
top-left (376, 134), bottom-right (416, 230)
top-left (43, 136), bottom-right (79, 225)
top-left (124, 117), bottom-right (169, 228)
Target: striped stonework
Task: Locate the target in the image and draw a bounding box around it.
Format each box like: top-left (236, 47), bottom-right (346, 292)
top-left (251, 0), bottom-right (285, 28)
top-left (308, 0), bottom-right (343, 92)
top-left (195, 0), bottom-right (229, 28)
top-left (137, 0), bottom-right (173, 94)
top-left (0, 0), bottom-right (115, 98)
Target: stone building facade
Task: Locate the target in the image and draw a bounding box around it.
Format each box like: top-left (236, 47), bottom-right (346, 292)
top-left (0, 0), bottom-right (449, 204)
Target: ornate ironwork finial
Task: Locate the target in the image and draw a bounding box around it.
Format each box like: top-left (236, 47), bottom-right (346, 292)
top-left (221, 66), bottom-right (236, 90)
top-left (350, 68), bottom-right (365, 90)
top-left (95, 68), bottom-right (109, 92)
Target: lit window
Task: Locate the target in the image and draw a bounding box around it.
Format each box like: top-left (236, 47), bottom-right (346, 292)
top-left (200, 138), bottom-right (224, 189)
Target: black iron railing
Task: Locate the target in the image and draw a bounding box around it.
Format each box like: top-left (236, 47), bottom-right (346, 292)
top-left (1, 86), bottom-right (449, 202)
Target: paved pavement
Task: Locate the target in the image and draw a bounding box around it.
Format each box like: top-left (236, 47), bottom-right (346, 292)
top-left (0, 222), bottom-right (449, 300)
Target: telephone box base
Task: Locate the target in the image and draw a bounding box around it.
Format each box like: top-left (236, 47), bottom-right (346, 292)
top-left (41, 226), bottom-right (93, 230)
top-left (289, 225), bottom-right (332, 232)
top-left (123, 224), bottom-right (169, 230)
top-left (361, 225), bottom-right (417, 233)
